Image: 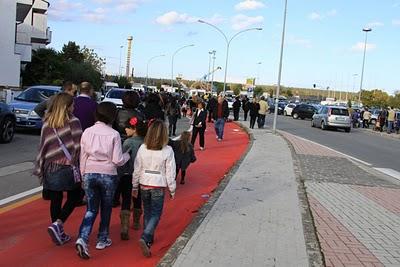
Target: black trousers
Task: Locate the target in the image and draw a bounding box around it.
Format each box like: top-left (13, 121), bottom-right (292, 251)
top-left (208, 110), bottom-right (213, 122)
top-left (118, 175), bottom-right (142, 211)
top-left (176, 168), bottom-right (187, 181)
top-left (250, 115), bottom-right (257, 129)
top-left (233, 110), bottom-right (240, 121)
top-left (363, 119), bottom-right (369, 128)
top-left (244, 111), bottom-right (249, 121)
top-left (49, 188), bottom-right (81, 223)
top-left (168, 115), bottom-right (178, 136)
top-left (191, 126), bottom-right (205, 148)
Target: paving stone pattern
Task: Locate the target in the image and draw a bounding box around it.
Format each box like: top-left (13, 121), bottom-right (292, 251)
top-left (298, 155), bottom-right (397, 188)
top-left (307, 182), bottom-right (400, 266)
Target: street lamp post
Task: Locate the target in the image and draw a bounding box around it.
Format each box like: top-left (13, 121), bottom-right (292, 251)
top-left (272, 0), bottom-right (288, 134)
top-left (256, 62), bottom-right (262, 86)
top-left (198, 20), bottom-right (262, 93)
top-left (119, 45), bottom-right (123, 76)
top-left (171, 44), bottom-right (195, 89)
top-left (146, 54), bottom-right (165, 86)
top-left (210, 51), bottom-right (217, 92)
top-left (359, 28), bottom-right (372, 104)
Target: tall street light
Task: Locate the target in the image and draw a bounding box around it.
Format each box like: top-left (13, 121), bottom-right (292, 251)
top-left (256, 62), bottom-right (262, 86)
top-left (198, 19), bottom-right (262, 93)
top-left (119, 45), bottom-right (123, 76)
top-left (359, 28), bottom-right (372, 105)
top-left (146, 54), bottom-right (165, 86)
top-left (272, 0), bottom-right (288, 134)
top-left (210, 51), bottom-right (217, 92)
top-left (171, 44), bottom-right (195, 88)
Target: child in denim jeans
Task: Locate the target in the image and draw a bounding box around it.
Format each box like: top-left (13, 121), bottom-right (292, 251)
top-left (132, 120), bottom-right (176, 257)
top-left (75, 102), bottom-right (130, 260)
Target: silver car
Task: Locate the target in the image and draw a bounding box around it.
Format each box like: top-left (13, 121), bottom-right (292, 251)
top-left (311, 106), bottom-right (351, 132)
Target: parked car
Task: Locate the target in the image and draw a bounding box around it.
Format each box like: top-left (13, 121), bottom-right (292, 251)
top-left (9, 86), bottom-right (61, 129)
top-left (312, 106), bottom-right (351, 132)
top-left (370, 109), bottom-right (380, 125)
top-left (0, 102), bottom-right (16, 143)
top-left (284, 103), bottom-right (296, 116)
top-left (291, 104), bottom-right (318, 120)
top-left (102, 88), bottom-right (129, 108)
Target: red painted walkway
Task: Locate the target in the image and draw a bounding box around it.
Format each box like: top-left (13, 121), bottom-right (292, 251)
top-left (0, 122), bottom-right (248, 267)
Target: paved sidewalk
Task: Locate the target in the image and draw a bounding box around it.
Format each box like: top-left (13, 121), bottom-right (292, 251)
top-left (171, 128), bottom-right (309, 266)
top-left (281, 130), bottom-right (400, 267)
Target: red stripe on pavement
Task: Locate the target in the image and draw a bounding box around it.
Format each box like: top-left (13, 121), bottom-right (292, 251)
top-left (308, 196), bottom-right (383, 267)
top-left (352, 185), bottom-right (400, 215)
top-left (0, 122), bottom-right (248, 267)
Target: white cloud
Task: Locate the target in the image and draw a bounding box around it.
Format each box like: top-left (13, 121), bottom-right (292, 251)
top-left (115, 0), bottom-right (144, 12)
top-left (393, 19), bottom-right (400, 26)
top-left (366, 21), bottom-right (384, 27)
top-left (231, 14), bottom-right (264, 30)
top-left (155, 11), bottom-right (197, 25)
top-left (155, 12), bottom-right (224, 27)
top-left (82, 7), bottom-right (107, 23)
top-left (308, 9), bottom-right (337, 21)
top-left (308, 12), bottom-right (322, 21)
top-left (351, 42), bottom-right (377, 52)
top-left (235, 0), bottom-right (265, 11)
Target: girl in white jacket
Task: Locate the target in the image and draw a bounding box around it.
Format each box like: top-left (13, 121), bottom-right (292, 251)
top-left (132, 120), bottom-right (176, 257)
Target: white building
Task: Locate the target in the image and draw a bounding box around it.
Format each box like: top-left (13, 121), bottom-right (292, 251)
top-left (0, 0), bottom-right (51, 88)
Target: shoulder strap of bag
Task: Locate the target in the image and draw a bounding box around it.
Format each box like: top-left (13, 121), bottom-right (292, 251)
top-left (53, 128), bottom-right (73, 162)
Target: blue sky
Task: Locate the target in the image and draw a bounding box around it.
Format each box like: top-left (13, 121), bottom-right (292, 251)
top-left (48, 0), bottom-right (400, 94)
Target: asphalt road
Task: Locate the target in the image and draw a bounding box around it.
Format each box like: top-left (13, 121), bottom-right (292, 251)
top-left (0, 118), bottom-right (191, 201)
top-left (263, 114), bottom-right (400, 172)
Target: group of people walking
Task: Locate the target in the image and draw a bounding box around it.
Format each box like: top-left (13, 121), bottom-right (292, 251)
top-left (34, 81), bottom-right (197, 259)
top-left (352, 107), bottom-right (399, 134)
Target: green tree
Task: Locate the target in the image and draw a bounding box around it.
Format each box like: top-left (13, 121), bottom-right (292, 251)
top-left (61, 41), bottom-right (84, 62)
top-left (81, 46), bottom-right (105, 72)
top-left (22, 48), bottom-right (64, 86)
top-left (63, 61), bottom-right (102, 90)
top-left (214, 82), bottom-right (224, 94)
top-left (231, 83), bottom-right (242, 96)
top-left (286, 89), bottom-right (293, 97)
top-left (388, 92), bottom-right (400, 108)
top-left (361, 89), bottom-right (389, 108)
top-left (113, 76), bottom-right (131, 89)
top-left (254, 86), bottom-right (264, 97)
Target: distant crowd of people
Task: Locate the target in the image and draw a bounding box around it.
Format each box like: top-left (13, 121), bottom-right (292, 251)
top-left (351, 107), bottom-right (400, 134)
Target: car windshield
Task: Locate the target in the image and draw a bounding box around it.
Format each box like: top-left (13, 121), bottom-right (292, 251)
top-left (107, 90), bottom-right (125, 99)
top-left (15, 87), bottom-right (58, 103)
top-left (331, 108), bottom-right (349, 116)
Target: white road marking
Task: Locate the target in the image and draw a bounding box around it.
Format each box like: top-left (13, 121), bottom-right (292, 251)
top-left (373, 168), bottom-right (400, 180)
top-left (0, 186), bottom-right (42, 206)
top-left (0, 162), bottom-right (34, 177)
top-left (279, 131), bottom-right (372, 166)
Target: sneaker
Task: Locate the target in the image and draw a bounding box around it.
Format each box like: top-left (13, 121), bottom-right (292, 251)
top-left (96, 238), bottom-right (112, 250)
top-left (47, 222), bottom-right (62, 246)
top-left (76, 238), bottom-right (90, 259)
top-left (200, 147), bottom-right (205, 151)
top-left (217, 138), bottom-right (222, 142)
top-left (139, 238), bottom-right (151, 257)
top-left (60, 232), bottom-right (71, 244)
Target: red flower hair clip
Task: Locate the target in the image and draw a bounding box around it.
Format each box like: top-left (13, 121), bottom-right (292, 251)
top-left (129, 117), bottom-right (138, 127)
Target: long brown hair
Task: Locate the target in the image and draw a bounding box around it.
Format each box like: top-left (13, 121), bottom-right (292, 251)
top-left (144, 120), bottom-right (168, 150)
top-left (45, 93), bottom-right (73, 129)
top-left (179, 131), bottom-right (191, 153)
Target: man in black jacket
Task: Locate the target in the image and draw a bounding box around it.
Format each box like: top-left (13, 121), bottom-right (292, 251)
top-left (207, 96), bottom-right (217, 123)
top-left (191, 101), bottom-right (207, 150)
top-left (232, 97), bottom-right (241, 121)
top-left (212, 94), bottom-right (229, 141)
top-left (242, 96), bottom-right (250, 121)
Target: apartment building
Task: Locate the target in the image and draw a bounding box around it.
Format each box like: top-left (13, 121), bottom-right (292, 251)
top-left (0, 0), bottom-right (51, 88)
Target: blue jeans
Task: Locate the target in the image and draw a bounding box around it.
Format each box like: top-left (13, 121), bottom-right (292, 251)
top-left (214, 118), bottom-right (225, 139)
top-left (78, 173), bottom-right (117, 243)
top-left (387, 121), bottom-right (394, 133)
top-left (141, 188), bottom-right (165, 245)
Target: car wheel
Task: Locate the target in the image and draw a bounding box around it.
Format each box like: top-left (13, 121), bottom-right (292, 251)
top-left (293, 113), bottom-right (299, 119)
top-left (345, 128), bottom-right (351, 133)
top-left (0, 117), bottom-right (15, 143)
top-left (321, 121), bottom-right (326, 130)
top-left (284, 111), bottom-right (287, 116)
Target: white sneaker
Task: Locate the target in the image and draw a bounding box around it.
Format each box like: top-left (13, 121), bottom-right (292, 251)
top-left (96, 238), bottom-right (112, 250)
top-left (76, 238), bottom-right (90, 259)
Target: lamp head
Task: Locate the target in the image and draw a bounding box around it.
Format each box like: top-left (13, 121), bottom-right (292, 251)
top-left (256, 28), bottom-right (263, 31)
top-left (363, 28), bottom-right (372, 32)
top-left (198, 19), bottom-right (205, 23)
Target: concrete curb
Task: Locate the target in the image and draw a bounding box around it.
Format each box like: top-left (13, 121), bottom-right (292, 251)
top-left (277, 130), bottom-right (325, 267)
top-left (157, 122), bottom-right (254, 267)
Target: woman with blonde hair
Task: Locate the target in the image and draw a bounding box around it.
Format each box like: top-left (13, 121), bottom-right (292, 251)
top-left (34, 93), bottom-right (83, 246)
top-left (132, 120), bottom-right (176, 257)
